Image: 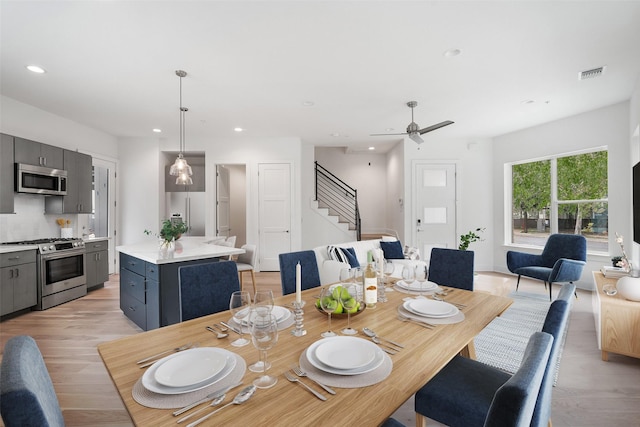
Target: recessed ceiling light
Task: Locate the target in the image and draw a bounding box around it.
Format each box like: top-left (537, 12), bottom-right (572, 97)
top-left (234, 127), bottom-right (243, 132)
top-left (330, 133), bottom-right (340, 137)
top-left (26, 65), bottom-right (46, 74)
top-left (385, 128), bottom-right (395, 132)
top-left (368, 147), bottom-right (375, 150)
top-left (152, 128), bottom-right (162, 133)
top-left (443, 49), bottom-right (462, 58)
top-left (521, 99), bottom-right (535, 105)
top-left (302, 101), bottom-right (315, 107)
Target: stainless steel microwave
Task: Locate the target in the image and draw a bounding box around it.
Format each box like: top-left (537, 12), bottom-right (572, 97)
top-left (15, 163), bottom-right (67, 196)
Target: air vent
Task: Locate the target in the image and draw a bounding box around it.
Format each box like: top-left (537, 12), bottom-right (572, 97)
top-left (578, 66), bottom-right (606, 80)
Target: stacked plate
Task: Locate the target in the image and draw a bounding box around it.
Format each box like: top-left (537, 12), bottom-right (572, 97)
top-left (234, 305), bottom-right (291, 326)
top-left (395, 280), bottom-right (438, 293)
top-left (141, 347), bottom-right (237, 394)
top-left (305, 336), bottom-right (385, 375)
top-left (402, 298), bottom-right (459, 318)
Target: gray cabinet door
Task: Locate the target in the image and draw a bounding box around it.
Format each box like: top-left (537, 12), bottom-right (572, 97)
top-left (86, 249), bottom-right (109, 289)
top-left (45, 150), bottom-right (93, 214)
top-left (0, 267), bottom-right (15, 316)
top-left (0, 134), bottom-right (15, 214)
top-left (13, 264), bottom-right (37, 311)
top-left (14, 137), bottom-right (63, 169)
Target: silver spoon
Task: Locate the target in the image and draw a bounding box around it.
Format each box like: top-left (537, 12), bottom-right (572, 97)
top-left (206, 326), bottom-right (228, 339)
top-left (177, 393), bottom-right (227, 423)
top-left (187, 385), bottom-right (257, 427)
top-left (362, 327), bottom-right (405, 348)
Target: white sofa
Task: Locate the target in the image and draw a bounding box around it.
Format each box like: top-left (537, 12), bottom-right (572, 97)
top-left (313, 238), bottom-right (428, 285)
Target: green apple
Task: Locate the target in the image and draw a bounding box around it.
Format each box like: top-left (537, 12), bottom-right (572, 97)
top-left (331, 285), bottom-right (344, 300)
top-left (315, 298), bottom-right (322, 309)
top-left (333, 302), bottom-right (344, 314)
top-left (339, 287), bottom-right (351, 301)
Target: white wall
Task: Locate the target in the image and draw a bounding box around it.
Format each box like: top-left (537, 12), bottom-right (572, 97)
top-left (386, 142), bottom-right (404, 239)
top-left (492, 102), bottom-right (631, 289)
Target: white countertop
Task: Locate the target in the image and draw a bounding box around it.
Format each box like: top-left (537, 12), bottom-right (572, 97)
top-left (116, 236), bottom-right (244, 265)
top-left (0, 244), bottom-right (38, 254)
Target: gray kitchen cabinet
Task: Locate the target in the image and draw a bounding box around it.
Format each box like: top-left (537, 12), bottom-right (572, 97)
top-left (0, 134), bottom-right (15, 214)
top-left (45, 149), bottom-right (93, 214)
top-left (119, 253), bottom-right (160, 331)
top-left (0, 250), bottom-right (37, 316)
top-left (14, 136), bottom-right (64, 169)
top-left (85, 240), bottom-right (109, 290)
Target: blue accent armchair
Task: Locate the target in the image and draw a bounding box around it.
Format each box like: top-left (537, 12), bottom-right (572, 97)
top-left (415, 331), bottom-right (553, 427)
top-left (507, 234), bottom-right (586, 300)
top-left (178, 260), bottom-right (241, 321)
top-left (0, 335), bottom-right (65, 427)
top-left (278, 250), bottom-right (321, 296)
top-left (428, 248), bottom-right (475, 290)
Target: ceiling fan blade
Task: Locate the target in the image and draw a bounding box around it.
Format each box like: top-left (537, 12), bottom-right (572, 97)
top-left (370, 132), bottom-right (408, 136)
top-left (409, 133), bottom-right (424, 144)
top-left (418, 120), bottom-right (454, 135)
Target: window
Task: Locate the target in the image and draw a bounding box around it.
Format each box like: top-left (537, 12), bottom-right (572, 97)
top-left (510, 149), bottom-right (608, 253)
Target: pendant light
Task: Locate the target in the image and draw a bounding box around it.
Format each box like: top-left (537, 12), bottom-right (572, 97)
top-left (169, 70), bottom-right (193, 185)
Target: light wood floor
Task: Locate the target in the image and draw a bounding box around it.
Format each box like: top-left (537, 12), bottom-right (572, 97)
top-left (1, 272), bottom-right (639, 426)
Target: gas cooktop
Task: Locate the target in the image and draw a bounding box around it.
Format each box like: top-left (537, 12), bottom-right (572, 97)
top-left (1, 238), bottom-right (81, 245)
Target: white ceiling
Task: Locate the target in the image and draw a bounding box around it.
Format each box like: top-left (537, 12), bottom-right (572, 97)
top-left (2, 1), bottom-right (640, 153)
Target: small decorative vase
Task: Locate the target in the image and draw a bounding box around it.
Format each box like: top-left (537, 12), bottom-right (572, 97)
top-left (616, 274), bottom-right (640, 302)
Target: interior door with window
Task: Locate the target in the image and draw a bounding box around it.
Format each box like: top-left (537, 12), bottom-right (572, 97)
top-left (258, 163), bottom-right (291, 271)
top-left (414, 163), bottom-right (457, 264)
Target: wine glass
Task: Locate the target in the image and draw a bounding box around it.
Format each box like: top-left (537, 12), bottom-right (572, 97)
top-left (415, 265), bottom-right (428, 293)
top-left (402, 265), bottom-right (415, 288)
top-left (250, 313), bottom-right (278, 389)
top-left (253, 290), bottom-right (274, 317)
top-left (229, 291), bottom-right (251, 347)
top-left (384, 260), bottom-right (395, 292)
top-left (339, 267), bottom-right (353, 284)
top-left (319, 287), bottom-right (337, 337)
top-left (339, 284), bottom-right (360, 335)
top-left (249, 290), bottom-right (275, 372)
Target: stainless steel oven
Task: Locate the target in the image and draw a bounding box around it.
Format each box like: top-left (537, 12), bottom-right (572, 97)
top-left (36, 239), bottom-right (86, 310)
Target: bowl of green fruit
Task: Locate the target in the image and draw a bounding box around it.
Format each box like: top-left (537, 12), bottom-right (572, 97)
top-left (315, 284), bottom-right (365, 317)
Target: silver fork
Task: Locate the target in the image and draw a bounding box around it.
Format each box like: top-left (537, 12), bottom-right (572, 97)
top-left (284, 371), bottom-right (327, 401)
top-left (290, 365), bottom-right (336, 395)
top-left (397, 313), bottom-right (435, 329)
top-left (431, 294), bottom-right (466, 308)
top-left (136, 342), bottom-right (192, 365)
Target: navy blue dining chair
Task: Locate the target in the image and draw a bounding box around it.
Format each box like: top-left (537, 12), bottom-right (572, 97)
top-left (507, 233), bottom-right (586, 300)
top-left (415, 331), bottom-right (553, 427)
top-left (0, 335), bottom-right (65, 427)
top-left (428, 247), bottom-right (475, 290)
top-left (178, 260), bottom-right (241, 321)
top-left (278, 250), bottom-right (321, 296)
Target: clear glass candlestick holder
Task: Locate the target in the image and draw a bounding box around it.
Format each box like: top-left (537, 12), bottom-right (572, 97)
top-left (290, 300), bottom-right (307, 337)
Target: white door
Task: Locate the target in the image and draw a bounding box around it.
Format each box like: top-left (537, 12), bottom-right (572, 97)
top-left (414, 163), bottom-right (457, 264)
top-left (216, 165), bottom-right (230, 237)
top-left (259, 163), bottom-right (291, 271)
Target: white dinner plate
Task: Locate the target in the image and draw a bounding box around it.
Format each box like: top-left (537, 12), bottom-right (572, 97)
top-left (403, 299), bottom-right (459, 318)
top-left (154, 347), bottom-right (227, 387)
top-left (305, 337), bottom-right (384, 375)
top-left (235, 305), bottom-right (289, 325)
top-left (142, 347), bottom-right (237, 394)
top-left (314, 337), bottom-right (376, 370)
top-left (396, 280), bottom-right (438, 292)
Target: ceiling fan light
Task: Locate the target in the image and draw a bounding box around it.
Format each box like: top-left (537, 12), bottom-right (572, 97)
top-left (409, 133), bottom-right (424, 144)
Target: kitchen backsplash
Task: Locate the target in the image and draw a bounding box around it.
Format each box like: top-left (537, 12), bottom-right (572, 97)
top-left (0, 194), bottom-right (90, 242)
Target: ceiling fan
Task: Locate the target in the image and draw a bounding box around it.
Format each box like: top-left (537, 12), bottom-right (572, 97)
top-left (371, 101), bottom-right (454, 144)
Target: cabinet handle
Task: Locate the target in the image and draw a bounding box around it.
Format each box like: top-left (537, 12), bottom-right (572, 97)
top-left (129, 306), bottom-right (135, 312)
top-left (10, 269), bottom-right (14, 279)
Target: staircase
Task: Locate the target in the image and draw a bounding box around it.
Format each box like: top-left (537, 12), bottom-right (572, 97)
top-left (314, 162), bottom-right (361, 240)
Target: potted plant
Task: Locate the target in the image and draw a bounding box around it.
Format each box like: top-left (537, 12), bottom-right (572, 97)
top-left (144, 220), bottom-right (188, 249)
top-left (459, 227), bottom-right (485, 251)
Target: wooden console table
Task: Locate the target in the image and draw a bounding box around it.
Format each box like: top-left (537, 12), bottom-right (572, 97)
top-left (592, 271), bottom-right (640, 361)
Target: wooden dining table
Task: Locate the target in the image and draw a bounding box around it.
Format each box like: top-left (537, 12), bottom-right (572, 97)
top-left (98, 285), bottom-right (512, 426)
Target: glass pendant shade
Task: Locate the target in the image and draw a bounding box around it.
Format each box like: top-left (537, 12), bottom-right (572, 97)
top-left (169, 153), bottom-right (192, 176)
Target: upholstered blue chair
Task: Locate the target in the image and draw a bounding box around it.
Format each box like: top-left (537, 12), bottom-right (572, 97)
top-left (428, 248), bottom-right (475, 290)
top-left (178, 260), bottom-right (241, 321)
top-left (531, 283), bottom-right (574, 427)
top-left (507, 234), bottom-right (586, 300)
top-left (0, 335), bottom-right (65, 427)
top-left (278, 250), bottom-right (321, 295)
top-left (415, 331), bottom-right (553, 427)
top-left (380, 417), bottom-right (405, 427)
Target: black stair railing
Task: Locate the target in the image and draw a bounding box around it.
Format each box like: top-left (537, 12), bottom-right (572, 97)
top-left (315, 161), bottom-right (361, 240)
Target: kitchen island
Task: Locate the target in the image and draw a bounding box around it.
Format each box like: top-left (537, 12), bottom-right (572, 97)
top-left (116, 237), bottom-right (244, 331)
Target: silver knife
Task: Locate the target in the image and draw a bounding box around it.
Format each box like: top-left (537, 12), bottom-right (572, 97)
top-left (379, 336), bottom-right (405, 348)
top-left (172, 382), bottom-right (242, 416)
top-left (219, 321), bottom-right (242, 335)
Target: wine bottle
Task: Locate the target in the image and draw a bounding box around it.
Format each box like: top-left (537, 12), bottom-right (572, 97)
top-left (363, 250), bottom-right (377, 308)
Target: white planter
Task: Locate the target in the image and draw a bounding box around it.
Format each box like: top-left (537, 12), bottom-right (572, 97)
top-left (616, 275), bottom-right (640, 302)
